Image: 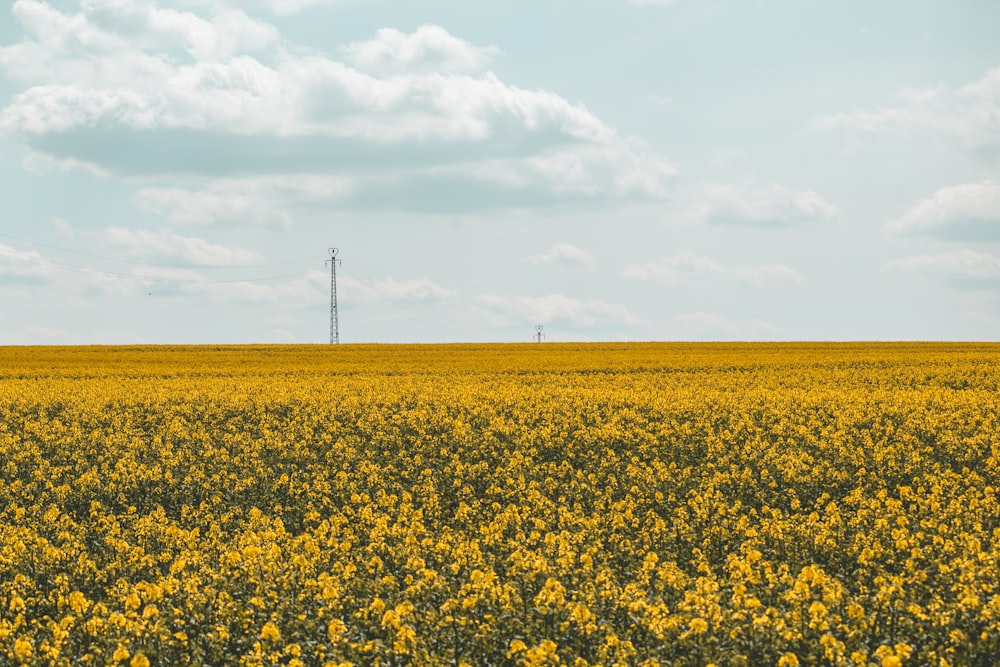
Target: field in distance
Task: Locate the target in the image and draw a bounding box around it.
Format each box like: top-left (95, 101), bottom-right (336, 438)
top-left (1, 343), bottom-right (998, 666)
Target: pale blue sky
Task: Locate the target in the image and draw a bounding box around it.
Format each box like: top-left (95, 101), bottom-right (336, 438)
top-left (1, 0), bottom-right (998, 343)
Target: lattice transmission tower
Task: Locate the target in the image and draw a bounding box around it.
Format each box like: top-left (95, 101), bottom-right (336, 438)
top-left (326, 248), bottom-right (341, 344)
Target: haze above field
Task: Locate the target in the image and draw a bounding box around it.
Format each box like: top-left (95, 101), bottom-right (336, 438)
top-left (1, 0), bottom-right (999, 344)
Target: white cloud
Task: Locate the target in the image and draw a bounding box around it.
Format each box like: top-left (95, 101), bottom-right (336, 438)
top-left (522, 243), bottom-right (594, 267)
top-left (131, 141), bottom-right (673, 219)
top-left (663, 311), bottom-right (779, 340)
top-left (812, 68), bottom-right (1000, 159)
top-left (187, 0), bottom-right (339, 16)
top-left (96, 265), bottom-right (331, 305)
top-left (886, 180), bottom-right (1000, 240)
top-left (102, 227), bottom-right (262, 266)
top-left (884, 249), bottom-right (1000, 288)
top-left (342, 25), bottom-right (499, 75)
top-left (523, 139), bottom-right (675, 198)
top-left (340, 275), bottom-right (457, 304)
top-left (0, 237), bottom-right (323, 306)
top-left (0, 4), bottom-right (675, 209)
top-left (623, 250), bottom-right (802, 286)
top-left (221, 0), bottom-right (338, 15)
top-left (0, 0), bottom-right (279, 78)
top-left (133, 180), bottom-right (317, 227)
top-left (688, 182), bottom-right (838, 227)
top-left (22, 151), bottom-right (112, 177)
top-left (475, 293), bottom-right (639, 328)
top-left (199, 269), bottom-right (327, 304)
top-left (129, 173), bottom-right (413, 225)
top-left (0, 324), bottom-right (119, 345)
top-left (0, 242), bottom-right (54, 284)
top-left (0, 241), bottom-right (141, 295)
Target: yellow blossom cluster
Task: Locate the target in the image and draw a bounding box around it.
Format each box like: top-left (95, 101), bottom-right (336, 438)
top-left (0, 342), bottom-right (998, 665)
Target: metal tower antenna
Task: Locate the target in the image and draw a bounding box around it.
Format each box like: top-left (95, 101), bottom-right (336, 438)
top-left (326, 248), bottom-right (341, 344)
top-left (535, 325), bottom-right (544, 343)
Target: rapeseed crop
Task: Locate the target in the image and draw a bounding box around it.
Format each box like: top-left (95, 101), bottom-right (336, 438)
top-left (0, 343), bottom-right (998, 666)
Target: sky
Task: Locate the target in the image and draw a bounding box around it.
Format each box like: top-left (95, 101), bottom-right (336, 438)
top-left (1, 0), bottom-right (999, 344)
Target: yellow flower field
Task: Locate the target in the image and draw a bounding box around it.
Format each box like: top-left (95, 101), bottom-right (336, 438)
top-left (0, 343), bottom-right (998, 666)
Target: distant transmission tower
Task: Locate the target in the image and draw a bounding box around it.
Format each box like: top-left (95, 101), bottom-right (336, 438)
top-left (326, 248), bottom-right (341, 344)
top-left (535, 325), bottom-right (544, 343)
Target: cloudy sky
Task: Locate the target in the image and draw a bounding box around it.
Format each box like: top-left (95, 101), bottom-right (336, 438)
top-left (1, 0), bottom-right (998, 344)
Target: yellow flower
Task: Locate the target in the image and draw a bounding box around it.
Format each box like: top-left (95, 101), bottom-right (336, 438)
top-left (4, 343), bottom-right (999, 665)
top-left (534, 577), bottom-right (567, 613)
top-left (508, 639), bottom-right (528, 658)
top-left (524, 640), bottom-right (559, 666)
top-left (68, 591), bottom-right (89, 614)
top-left (130, 654), bottom-right (150, 667)
top-left (260, 621), bottom-right (281, 642)
top-left (328, 618), bottom-right (347, 643)
top-left (112, 645), bottom-right (130, 663)
top-left (689, 618), bottom-right (708, 635)
top-left (393, 625), bottom-right (416, 654)
top-left (778, 653), bottom-right (800, 667)
top-left (13, 638), bottom-right (33, 660)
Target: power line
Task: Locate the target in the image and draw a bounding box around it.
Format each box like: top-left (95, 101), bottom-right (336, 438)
top-left (0, 246), bottom-right (308, 285)
top-left (0, 231), bottom-right (315, 270)
top-left (340, 264), bottom-right (481, 340)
